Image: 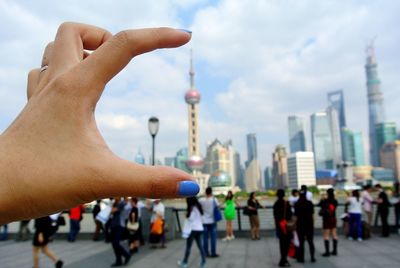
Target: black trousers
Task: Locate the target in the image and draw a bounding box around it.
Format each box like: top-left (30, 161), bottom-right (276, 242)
top-left (380, 209), bottom-right (390, 237)
top-left (296, 229), bottom-right (315, 261)
top-left (278, 234), bottom-right (291, 265)
top-left (111, 226), bottom-right (130, 264)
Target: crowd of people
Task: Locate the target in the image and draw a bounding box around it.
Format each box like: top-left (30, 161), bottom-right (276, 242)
top-left (1, 183), bottom-right (399, 268)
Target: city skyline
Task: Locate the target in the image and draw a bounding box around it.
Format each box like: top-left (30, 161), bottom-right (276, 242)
top-left (1, 1), bottom-right (400, 172)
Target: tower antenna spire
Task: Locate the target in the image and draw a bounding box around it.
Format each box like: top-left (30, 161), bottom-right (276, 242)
top-left (189, 49), bottom-right (195, 89)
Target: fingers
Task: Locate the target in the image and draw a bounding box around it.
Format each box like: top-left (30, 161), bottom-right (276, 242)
top-left (77, 27), bottom-right (191, 101)
top-left (95, 157), bottom-right (199, 199)
top-left (50, 22), bottom-right (112, 77)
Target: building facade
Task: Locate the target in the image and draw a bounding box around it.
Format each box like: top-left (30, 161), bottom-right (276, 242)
top-left (376, 122), bottom-right (397, 165)
top-left (365, 42), bottom-right (386, 166)
top-left (204, 139), bottom-right (236, 188)
top-left (246, 133), bottom-right (258, 167)
top-left (342, 128), bottom-right (366, 166)
top-left (380, 141), bottom-right (400, 182)
top-left (272, 145), bottom-right (288, 189)
top-left (288, 115), bottom-right (306, 153)
top-left (245, 158), bottom-right (261, 192)
top-left (287, 152), bottom-right (316, 190)
top-left (311, 112), bottom-right (335, 170)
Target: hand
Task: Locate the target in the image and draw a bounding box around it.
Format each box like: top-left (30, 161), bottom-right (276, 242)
top-left (0, 22), bottom-right (198, 225)
top-left (38, 232), bottom-right (44, 243)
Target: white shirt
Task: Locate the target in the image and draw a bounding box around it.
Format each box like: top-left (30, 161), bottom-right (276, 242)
top-left (199, 196), bottom-right (219, 224)
top-left (348, 197), bottom-right (363, 214)
top-left (151, 202), bottom-right (165, 223)
top-left (306, 191), bottom-right (313, 201)
top-left (362, 191), bottom-right (373, 213)
top-left (288, 196), bottom-right (299, 206)
top-left (188, 206), bottom-right (204, 231)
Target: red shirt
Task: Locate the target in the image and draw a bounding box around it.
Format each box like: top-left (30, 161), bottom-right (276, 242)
top-left (69, 205), bottom-right (84, 220)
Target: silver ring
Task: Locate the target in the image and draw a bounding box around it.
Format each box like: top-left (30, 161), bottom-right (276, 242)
top-left (40, 65), bottom-right (48, 73)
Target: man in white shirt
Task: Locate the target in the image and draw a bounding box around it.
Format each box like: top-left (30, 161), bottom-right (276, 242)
top-left (199, 187), bottom-right (219, 258)
top-left (362, 185), bottom-right (373, 233)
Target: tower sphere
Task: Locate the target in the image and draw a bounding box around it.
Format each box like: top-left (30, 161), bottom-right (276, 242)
top-left (185, 89), bottom-right (201, 104)
top-left (186, 155), bottom-right (204, 171)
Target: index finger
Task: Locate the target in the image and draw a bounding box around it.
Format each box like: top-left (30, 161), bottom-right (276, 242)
top-left (77, 27), bottom-right (191, 98)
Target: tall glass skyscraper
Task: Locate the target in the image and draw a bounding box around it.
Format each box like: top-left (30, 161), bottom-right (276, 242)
top-left (353, 132), bottom-right (366, 166)
top-left (311, 112), bottom-right (335, 170)
top-left (365, 42), bottom-right (385, 166)
top-left (246, 133), bottom-right (258, 166)
top-left (288, 116), bottom-right (306, 153)
top-left (327, 90), bottom-right (346, 129)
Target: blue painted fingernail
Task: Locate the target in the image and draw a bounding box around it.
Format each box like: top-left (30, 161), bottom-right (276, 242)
top-left (177, 29), bottom-right (192, 34)
top-left (178, 181), bottom-right (199, 197)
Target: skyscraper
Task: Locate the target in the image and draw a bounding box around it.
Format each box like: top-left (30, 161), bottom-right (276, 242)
top-left (134, 150), bottom-right (145, 165)
top-left (365, 41), bottom-right (385, 166)
top-left (288, 115), bottom-right (306, 153)
top-left (246, 133), bottom-right (257, 167)
top-left (311, 111), bottom-right (335, 170)
top-left (234, 151), bottom-right (245, 189)
top-left (327, 90), bottom-right (346, 129)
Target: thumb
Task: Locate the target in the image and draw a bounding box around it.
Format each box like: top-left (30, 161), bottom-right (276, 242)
top-left (95, 156), bottom-right (199, 199)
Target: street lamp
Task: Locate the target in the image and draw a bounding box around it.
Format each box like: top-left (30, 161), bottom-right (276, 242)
top-left (148, 116), bottom-right (159, 166)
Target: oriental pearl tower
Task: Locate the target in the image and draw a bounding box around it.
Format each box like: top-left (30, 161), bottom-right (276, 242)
top-left (184, 51), bottom-right (205, 190)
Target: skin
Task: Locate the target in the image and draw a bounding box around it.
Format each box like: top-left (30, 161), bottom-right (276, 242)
top-left (0, 22), bottom-right (194, 225)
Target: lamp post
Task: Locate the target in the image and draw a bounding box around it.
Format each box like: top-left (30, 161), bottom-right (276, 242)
top-left (148, 117), bottom-right (159, 166)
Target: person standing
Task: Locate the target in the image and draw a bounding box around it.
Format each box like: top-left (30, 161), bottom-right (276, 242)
top-left (318, 188), bottom-right (338, 257)
top-left (347, 190), bottom-right (363, 241)
top-left (32, 216), bottom-right (63, 268)
top-left (362, 185), bottom-right (374, 236)
top-left (375, 184), bottom-right (390, 237)
top-left (127, 198), bottom-right (140, 254)
top-left (68, 204), bottom-right (84, 242)
top-left (247, 192), bottom-right (262, 240)
top-left (16, 220), bottom-right (31, 241)
top-left (0, 224), bottom-right (8, 241)
top-left (273, 189), bottom-right (292, 267)
top-left (92, 200), bottom-right (104, 241)
top-left (149, 199), bottom-right (166, 248)
top-left (199, 187), bottom-right (219, 258)
top-left (110, 197), bottom-right (131, 267)
top-left (222, 190), bottom-right (237, 241)
top-left (178, 197), bottom-right (207, 268)
top-left (294, 190), bottom-right (316, 263)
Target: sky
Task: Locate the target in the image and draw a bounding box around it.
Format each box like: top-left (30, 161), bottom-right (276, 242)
top-left (1, 0), bottom-right (400, 171)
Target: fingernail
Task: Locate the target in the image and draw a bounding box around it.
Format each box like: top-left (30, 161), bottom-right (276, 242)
top-left (177, 29), bottom-right (192, 35)
top-left (178, 181), bottom-right (199, 197)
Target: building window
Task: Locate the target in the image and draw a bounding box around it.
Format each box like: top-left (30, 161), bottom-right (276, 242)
top-left (192, 138), bottom-right (196, 143)
top-left (192, 121), bottom-right (195, 127)
top-left (193, 146), bottom-right (196, 152)
top-left (192, 130), bottom-right (195, 135)
top-left (191, 113), bottom-right (195, 118)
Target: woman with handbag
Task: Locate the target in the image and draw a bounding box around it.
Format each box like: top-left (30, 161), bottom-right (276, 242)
top-left (294, 190), bottom-right (316, 263)
top-left (247, 192), bottom-right (262, 240)
top-left (178, 196), bottom-right (207, 268)
top-left (273, 189), bottom-right (292, 267)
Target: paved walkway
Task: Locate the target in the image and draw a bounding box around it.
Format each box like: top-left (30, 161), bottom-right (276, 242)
top-left (0, 235), bottom-right (399, 268)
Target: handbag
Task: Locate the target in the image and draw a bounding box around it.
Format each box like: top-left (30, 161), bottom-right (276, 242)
top-left (213, 199), bottom-right (222, 222)
top-left (182, 219), bottom-right (192, 239)
top-left (151, 217), bottom-right (163, 235)
top-left (127, 221), bottom-right (139, 232)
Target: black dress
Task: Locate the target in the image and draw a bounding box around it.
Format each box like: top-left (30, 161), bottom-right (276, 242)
top-left (33, 216), bottom-right (52, 247)
top-left (319, 198), bottom-right (338, 229)
top-left (273, 199), bottom-right (293, 266)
